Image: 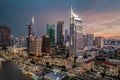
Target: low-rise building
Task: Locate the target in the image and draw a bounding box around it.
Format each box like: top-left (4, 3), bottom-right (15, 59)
top-left (44, 72), bottom-right (66, 80)
top-left (82, 59), bottom-right (94, 71)
top-left (93, 60), bottom-right (119, 77)
top-left (103, 62), bottom-right (119, 76)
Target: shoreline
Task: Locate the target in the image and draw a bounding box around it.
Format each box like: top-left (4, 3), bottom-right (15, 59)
top-left (0, 62), bottom-right (32, 80)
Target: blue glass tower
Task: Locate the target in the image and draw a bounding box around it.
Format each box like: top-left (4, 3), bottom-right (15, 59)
top-left (57, 21), bottom-right (64, 47)
top-left (46, 24), bottom-right (55, 48)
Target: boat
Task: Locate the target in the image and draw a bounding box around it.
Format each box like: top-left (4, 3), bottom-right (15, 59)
top-left (31, 74), bottom-right (40, 80)
top-left (0, 57), bottom-right (6, 62)
top-left (22, 70), bottom-right (28, 75)
top-left (19, 67), bottom-right (24, 71)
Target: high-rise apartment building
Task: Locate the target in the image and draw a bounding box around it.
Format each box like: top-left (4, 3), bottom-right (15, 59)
top-left (27, 17), bottom-right (42, 56)
top-left (83, 34), bottom-right (94, 48)
top-left (27, 36), bottom-right (35, 55)
top-left (41, 35), bottom-right (50, 54)
top-left (94, 36), bottom-right (104, 48)
top-left (27, 36), bottom-right (42, 56)
top-left (0, 24), bottom-right (11, 47)
top-left (34, 37), bottom-right (42, 56)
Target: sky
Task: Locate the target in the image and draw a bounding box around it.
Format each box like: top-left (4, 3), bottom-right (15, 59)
top-left (0, 0), bottom-right (120, 39)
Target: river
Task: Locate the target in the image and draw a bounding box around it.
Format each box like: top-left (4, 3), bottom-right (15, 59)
top-left (0, 62), bottom-right (32, 80)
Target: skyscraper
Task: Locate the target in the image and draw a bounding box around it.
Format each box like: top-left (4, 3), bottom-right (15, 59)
top-left (41, 35), bottom-right (50, 54)
top-left (69, 6), bottom-right (82, 55)
top-left (83, 34), bottom-right (94, 48)
top-left (57, 21), bottom-right (64, 47)
top-left (27, 16), bottom-right (34, 36)
top-left (27, 36), bottom-right (35, 55)
top-left (27, 16), bottom-right (40, 55)
top-left (76, 33), bottom-right (83, 50)
top-left (0, 24), bottom-right (11, 47)
top-left (27, 36), bottom-right (42, 56)
top-left (34, 37), bottom-right (42, 56)
top-left (46, 24), bottom-right (55, 48)
top-left (64, 30), bottom-right (69, 42)
top-left (94, 36), bottom-right (104, 48)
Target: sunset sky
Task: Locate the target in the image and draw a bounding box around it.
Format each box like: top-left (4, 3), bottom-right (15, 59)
top-left (0, 0), bottom-right (120, 39)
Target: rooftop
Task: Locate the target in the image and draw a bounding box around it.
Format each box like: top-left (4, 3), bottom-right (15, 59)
top-left (104, 62), bottom-right (117, 67)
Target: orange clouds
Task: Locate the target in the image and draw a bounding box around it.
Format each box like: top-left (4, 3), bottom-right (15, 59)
top-left (80, 11), bottom-right (120, 39)
top-left (94, 33), bottom-right (120, 39)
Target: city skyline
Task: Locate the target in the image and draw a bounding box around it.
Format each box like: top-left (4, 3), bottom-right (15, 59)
top-left (0, 0), bottom-right (120, 39)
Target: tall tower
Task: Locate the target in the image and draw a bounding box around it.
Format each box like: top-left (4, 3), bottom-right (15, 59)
top-left (83, 34), bottom-right (94, 48)
top-left (0, 24), bottom-right (11, 47)
top-left (64, 30), bottom-right (69, 42)
top-left (27, 16), bottom-right (35, 55)
top-left (69, 6), bottom-right (82, 55)
top-left (94, 36), bottom-right (104, 48)
top-left (42, 35), bottom-right (50, 54)
top-left (46, 24), bottom-right (55, 48)
top-left (28, 16), bottom-right (34, 36)
top-left (57, 21), bottom-right (64, 48)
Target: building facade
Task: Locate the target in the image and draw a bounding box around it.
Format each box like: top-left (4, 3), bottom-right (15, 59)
top-left (27, 36), bottom-right (42, 56)
top-left (83, 34), bottom-right (94, 48)
top-left (34, 37), bottom-right (42, 56)
top-left (27, 16), bottom-right (34, 36)
top-left (104, 39), bottom-right (120, 47)
top-left (27, 36), bottom-right (35, 55)
top-left (12, 37), bottom-right (27, 47)
top-left (0, 24), bottom-right (11, 47)
top-left (41, 35), bottom-right (50, 54)
top-left (94, 36), bottom-right (104, 48)
top-left (64, 30), bottom-right (69, 42)
top-left (76, 32), bottom-right (84, 50)
top-left (46, 24), bottom-right (55, 48)
top-left (56, 21), bottom-right (64, 47)
top-left (69, 6), bottom-right (82, 55)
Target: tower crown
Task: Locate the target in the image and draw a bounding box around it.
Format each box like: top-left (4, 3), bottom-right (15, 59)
top-left (31, 16), bottom-right (34, 26)
top-left (70, 6), bottom-right (82, 23)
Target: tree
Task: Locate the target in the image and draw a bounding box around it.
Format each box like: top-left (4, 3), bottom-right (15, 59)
top-left (83, 54), bottom-right (87, 58)
top-left (101, 72), bottom-right (105, 78)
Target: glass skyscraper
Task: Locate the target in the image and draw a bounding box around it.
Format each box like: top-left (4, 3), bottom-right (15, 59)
top-left (46, 24), bottom-right (55, 48)
top-left (69, 6), bottom-right (82, 55)
top-left (27, 16), bottom-right (34, 36)
top-left (64, 30), bottom-right (69, 42)
top-left (57, 21), bottom-right (64, 47)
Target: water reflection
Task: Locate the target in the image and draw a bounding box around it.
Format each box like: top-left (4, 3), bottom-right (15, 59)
top-left (0, 62), bottom-right (32, 80)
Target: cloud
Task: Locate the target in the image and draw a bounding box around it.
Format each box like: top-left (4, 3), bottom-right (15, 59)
top-left (101, 19), bottom-right (120, 28)
top-left (80, 11), bottom-right (120, 39)
top-left (1, 0), bottom-right (120, 39)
